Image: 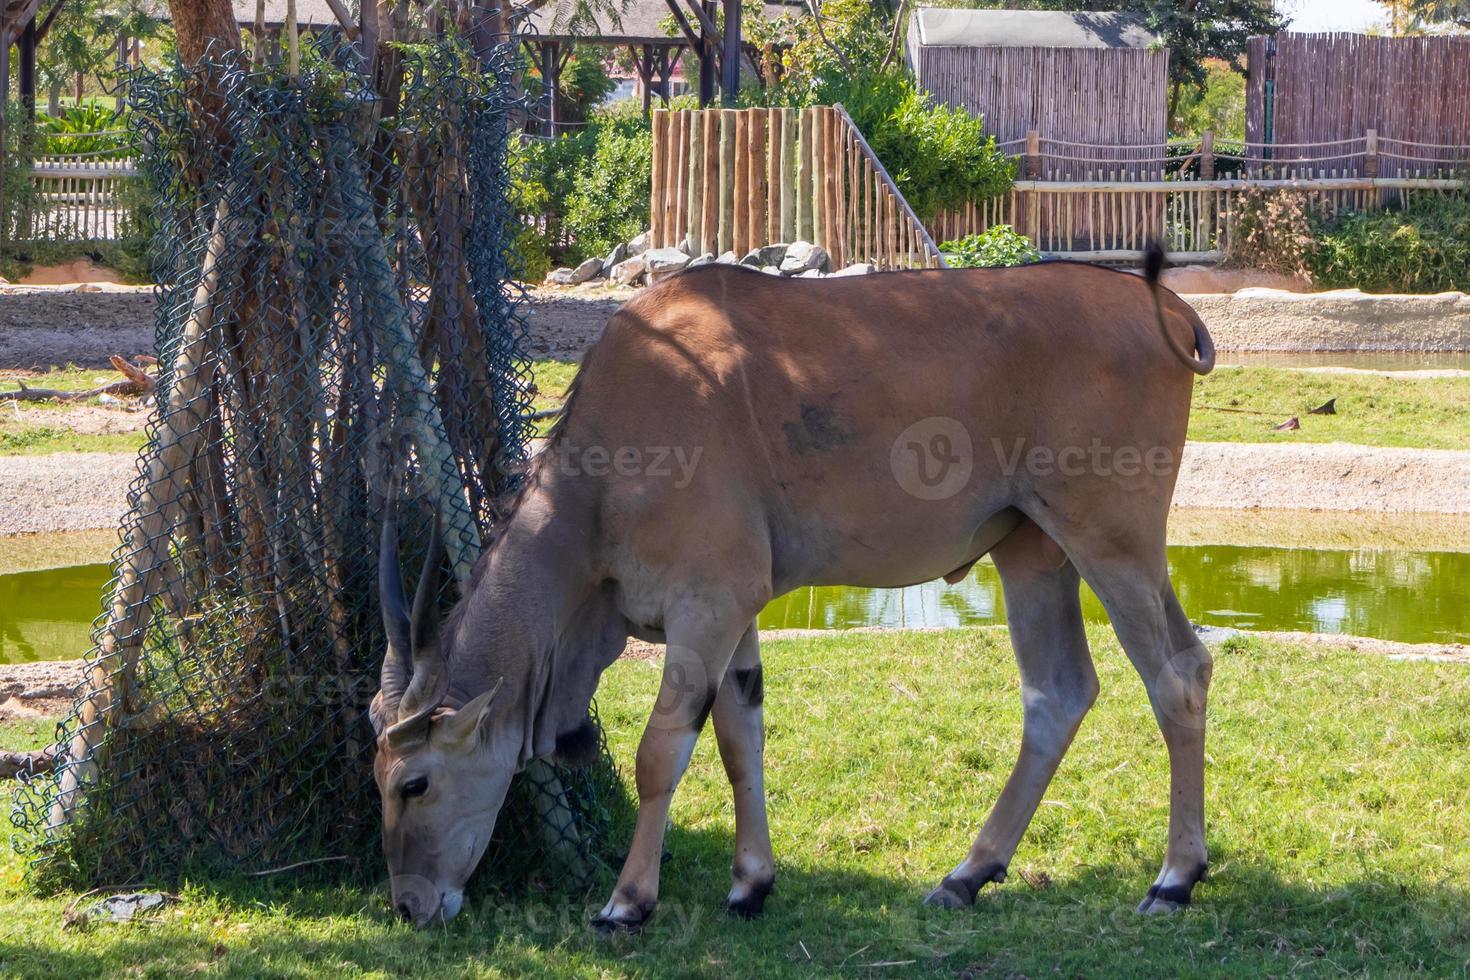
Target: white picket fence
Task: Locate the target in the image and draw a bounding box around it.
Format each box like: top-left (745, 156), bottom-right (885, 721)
top-left (22, 155), bottom-right (139, 243)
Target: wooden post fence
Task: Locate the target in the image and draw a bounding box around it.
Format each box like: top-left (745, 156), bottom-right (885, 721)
top-left (649, 105), bottom-right (945, 271)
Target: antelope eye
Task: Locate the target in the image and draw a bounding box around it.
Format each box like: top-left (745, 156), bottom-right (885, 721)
top-left (401, 776), bottom-right (429, 799)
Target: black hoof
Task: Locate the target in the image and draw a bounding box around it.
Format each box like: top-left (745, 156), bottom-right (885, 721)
top-left (590, 910), bottom-right (650, 936)
top-left (924, 865), bottom-right (1007, 909)
top-left (1136, 864), bottom-right (1207, 915)
top-left (723, 878), bottom-right (775, 919)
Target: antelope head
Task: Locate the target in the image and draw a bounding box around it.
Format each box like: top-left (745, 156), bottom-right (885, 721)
top-left (370, 505), bottom-right (515, 928)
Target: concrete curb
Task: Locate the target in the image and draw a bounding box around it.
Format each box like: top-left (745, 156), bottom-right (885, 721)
top-left (1182, 288), bottom-right (1470, 352)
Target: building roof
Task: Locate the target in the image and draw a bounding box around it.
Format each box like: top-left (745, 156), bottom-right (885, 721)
top-left (521, 0), bottom-right (804, 45)
top-left (144, 0), bottom-right (345, 30)
top-left (909, 9), bottom-right (1158, 49)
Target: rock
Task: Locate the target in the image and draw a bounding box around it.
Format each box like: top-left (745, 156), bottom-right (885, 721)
top-left (830, 262), bottom-right (876, 277)
top-left (546, 267), bottom-right (578, 285)
top-left (644, 246), bottom-right (693, 283)
top-left (717, 250), bottom-right (740, 265)
top-left (797, 269), bottom-right (824, 278)
top-left (745, 243), bottom-right (788, 267)
top-left (687, 251), bottom-right (717, 268)
top-left (609, 255), bottom-right (648, 286)
top-left (567, 256), bottom-right (604, 284)
top-left (603, 243), bottom-right (627, 269)
top-left (627, 230), bottom-right (652, 256)
top-left (678, 234), bottom-right (696, 256)
top-left (760, 265), bottom-right (782, 275)
top-left (779, 240), bottom-right (831, 275)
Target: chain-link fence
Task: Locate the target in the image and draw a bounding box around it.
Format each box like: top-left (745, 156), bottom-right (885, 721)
top-left (10, 37), bottom-right (627, 894)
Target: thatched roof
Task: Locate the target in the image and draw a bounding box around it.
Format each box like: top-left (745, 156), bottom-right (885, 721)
top-left (909, 9), bottom-right (1157, 49)
top-left (145, 0), bottom-right (346, 31)
top-left (521, 0), bottom-right (804, 45)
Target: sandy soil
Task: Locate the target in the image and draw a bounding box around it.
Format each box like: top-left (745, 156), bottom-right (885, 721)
top-left (1175, 441), bottom-right (1470, 514)
top-left (7, 439), bottom-right (1470, 537)
top-left (19, 259), bottom-right (125, 286)
top-left (525, 284), bottom-right (633, 360)
top-left (0, 660), bottom-right (81, 723)
top-left (0, 452), bottom-right (136, 535)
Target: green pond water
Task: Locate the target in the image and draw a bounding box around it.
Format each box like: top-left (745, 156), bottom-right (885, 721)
top-left (2, 545), bottom-right (1468, 664)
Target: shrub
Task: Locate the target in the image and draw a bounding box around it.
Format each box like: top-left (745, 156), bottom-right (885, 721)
top-left (1306, 193), bottom-right (1470, 294)
top-left (511, 106), bottom-right (653, 276)
top-left (1224, 187), bottom-right (1320, 280)
top-left (814, 72), bottom-right (1014, 221)
top-left (563, 110), bottom-right (653, 262)
top-left (940, 225), bottom-right (1040, 268)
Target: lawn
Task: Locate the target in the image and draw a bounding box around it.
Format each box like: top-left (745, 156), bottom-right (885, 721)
top-left (5, 361), bottom-right (1470, 455)
top-left (0, 367), bottom-right (151, 456)
top-left (1188, 366), bottom-right (1470, 450)
top-left (3, 629), bottom-right (1467, 977)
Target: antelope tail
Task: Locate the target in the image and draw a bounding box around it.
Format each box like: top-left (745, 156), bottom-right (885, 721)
top-left (1143, 242), bottom-right (1215, 376)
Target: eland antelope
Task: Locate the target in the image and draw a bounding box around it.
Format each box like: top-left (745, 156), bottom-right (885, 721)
top-left (370, 245), bottom-right (1217, 930)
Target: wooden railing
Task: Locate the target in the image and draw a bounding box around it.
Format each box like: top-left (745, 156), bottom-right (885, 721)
top-left (933, 175), bottom-right (1467, 264)
top-left (22, 156), bottom-right (139, 243)
top-left (649, 105), bottom-right (945, 271)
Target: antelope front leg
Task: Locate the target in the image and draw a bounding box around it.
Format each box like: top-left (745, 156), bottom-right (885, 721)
top-left (711, 624), bottom-right (775, 917)
top-left (592, 612), bottom-right (749, 933)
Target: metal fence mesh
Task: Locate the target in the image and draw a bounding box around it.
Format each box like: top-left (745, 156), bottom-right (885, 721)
top-left (9, 37), bottom-right (626, 894)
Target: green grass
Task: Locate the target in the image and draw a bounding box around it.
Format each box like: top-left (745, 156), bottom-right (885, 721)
top-left (3, 629), bottom-right (1467, 977)
top-left (1189, 366), bottom-right (1470, 449)
top-left (5, 361), bottom-right (1468, 457)
top-left (0, 366), bottom-right (151, 456)
top-left (525, 361), bottom-right (1470, 451)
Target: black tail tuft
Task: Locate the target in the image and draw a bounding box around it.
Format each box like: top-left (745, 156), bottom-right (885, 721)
top-left (1143, 240), bottom-right (1166, 284)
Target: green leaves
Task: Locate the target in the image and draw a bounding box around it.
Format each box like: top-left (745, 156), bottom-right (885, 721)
top-left (1307, 193), bottom-right (1470, 295)
top-left (940, 225), bottom-right (1041, 268)
top-left (818, 72), bottom-right (1016, 221)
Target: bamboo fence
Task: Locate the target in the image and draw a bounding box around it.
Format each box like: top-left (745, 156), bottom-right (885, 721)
top-left (1248, 33), bottom-right (1470, 178)
top-left (909, 45), bottom-right (1169, 181)
top-left (649, 104), bottom-right (945, 270)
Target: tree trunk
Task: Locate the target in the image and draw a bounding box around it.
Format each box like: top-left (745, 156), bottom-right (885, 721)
top-left (168, 0), bottom-right (243, 66)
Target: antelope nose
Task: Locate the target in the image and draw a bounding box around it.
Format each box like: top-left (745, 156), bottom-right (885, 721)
top-left (395, 897), bottom-right (417, 922)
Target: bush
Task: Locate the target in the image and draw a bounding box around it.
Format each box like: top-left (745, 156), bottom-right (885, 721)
top-left (1224, 187), bottom-right (1320, 280)
top-left (512, 106), bottom-right (653, 277)
top-left (814, 72), bottom-right (1014, 221)
top-left (563, 110), bottom-right (652, 263)
top-left (940, 225), bottom-right (1040, 268)
top-left (1306, 193), bottom-right (1470, 294)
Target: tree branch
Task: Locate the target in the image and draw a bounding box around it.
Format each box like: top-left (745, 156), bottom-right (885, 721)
top-left (804, 0), bottom-right (854, 74)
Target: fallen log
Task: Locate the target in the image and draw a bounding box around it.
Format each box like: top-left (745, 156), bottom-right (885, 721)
top-left (0, 356), bottom-right (158, 403)
top-left (0, 744), bottom-right (60, 779)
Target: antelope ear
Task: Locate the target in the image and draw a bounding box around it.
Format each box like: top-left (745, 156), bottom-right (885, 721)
top-left (437, 677), bottom-right (505, 748)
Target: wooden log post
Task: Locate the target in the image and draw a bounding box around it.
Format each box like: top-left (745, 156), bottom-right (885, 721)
top-left (701, 109), bottom-right (719, 252)
top-left (650, 109), bottom-right (667, 246)
top-left (687, 110), bottom-right (705, 253)
top-left (732, 110), bottom-right (748, 255)
top-left (1024, 129), bottom-right (1041, 180)
top-left (1364, 128), bottom-right (1379, 178)
top-left (750, 109), bottom-right (768, 252)
top-left (796, 108), bottom-right (812, 243)
top-left (718, 108), bottom-right (735, 254)
top-left (1200, 131), bottom-right (1216, 181)
top-left (780, 108), bottom-right (797, 243)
